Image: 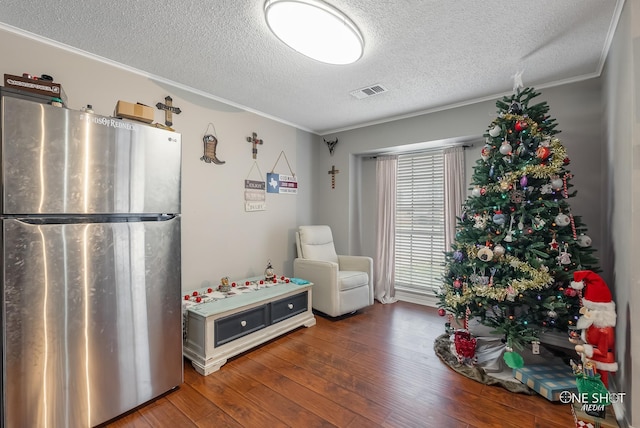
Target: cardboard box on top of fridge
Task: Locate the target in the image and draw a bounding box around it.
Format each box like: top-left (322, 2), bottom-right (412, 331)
top-left (115, 100), bottom-right (154, 123)
top-left (4, 74), bottom-right (67, 104)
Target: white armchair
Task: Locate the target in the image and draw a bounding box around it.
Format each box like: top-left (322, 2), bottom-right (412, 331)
top-left (293, 225), bottom-right (373, 317)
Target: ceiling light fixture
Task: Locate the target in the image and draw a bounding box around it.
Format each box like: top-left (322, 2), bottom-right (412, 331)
top-left (264, 0), bottom-right (364, 65)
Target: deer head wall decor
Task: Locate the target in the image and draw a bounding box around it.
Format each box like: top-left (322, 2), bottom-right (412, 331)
top-left (324, 138), bottom-right (338, 156)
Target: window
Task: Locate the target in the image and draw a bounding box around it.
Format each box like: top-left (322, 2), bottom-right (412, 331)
top-left (395, 151), bottom-right (446, 295)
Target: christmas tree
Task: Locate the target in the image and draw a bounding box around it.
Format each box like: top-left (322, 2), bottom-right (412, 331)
top-left (438, 87), bottom-right (599, 368)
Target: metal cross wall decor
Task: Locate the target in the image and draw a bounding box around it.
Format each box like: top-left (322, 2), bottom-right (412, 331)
top-left (246, 132), bottom-right (263, 159)
top-left (328, 165), bottom-right (340, 189)
top-left (156, 96), bottom-right (182, 127)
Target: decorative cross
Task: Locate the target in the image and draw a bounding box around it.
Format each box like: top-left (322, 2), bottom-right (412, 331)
top-left (156, 96), bottom-right (182, 127)
top-left (328, 165), bottom-right (340, 189)
top-left (246, 132), bottom-right (263, 159)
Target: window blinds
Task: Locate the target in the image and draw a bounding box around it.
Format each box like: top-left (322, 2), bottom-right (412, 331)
top-left (395, 151), bottom-right (446, 294)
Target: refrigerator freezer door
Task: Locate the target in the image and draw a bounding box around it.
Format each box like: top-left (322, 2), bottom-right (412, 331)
top-left (1, 96), bottom-right (181, 215)
top-left (2, 216), bottom-right (183, 427)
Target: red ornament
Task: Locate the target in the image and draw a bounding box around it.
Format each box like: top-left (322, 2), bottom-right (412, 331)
top-left (285, 279), bottom-right (290, 283)
top-left (438, 308), bottom-right (446, 317)
top-left (480, 187), bottom-right (487, 196)
top-left (192, 291), bottom-right (198, 296)
top-left (564, 288), bottom-right (578, 297)
top-left (196, 296), bottom-right (202, 303)
top-left (536, 146), bottom-right (551, 160)
top-left (563, 157), bottom-right (570, 165)
top-left (245, 281), bottom-right (250, 286)
top-left (207, 287), bottom-right (213, 293)
top-left (514, 120), bottom-right (528, 132)
top-left (184, 295), bottom-right (190, 300)
top-left (231, 282), bottom-right (236, 287)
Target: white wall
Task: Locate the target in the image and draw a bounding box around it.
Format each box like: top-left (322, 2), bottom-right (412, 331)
top-left (0, 28), bottom-right (314, 290)
top-left (602, 0), bottom-right (640, 425)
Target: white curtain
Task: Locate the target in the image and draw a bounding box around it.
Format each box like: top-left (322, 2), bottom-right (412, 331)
top-left (443, 146), bottom-right (466, 251)
top-left (375, 155), bottom-right (398, 304)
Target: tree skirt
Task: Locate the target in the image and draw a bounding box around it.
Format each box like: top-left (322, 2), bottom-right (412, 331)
top-left (433, 333), bottom-right (534, 394)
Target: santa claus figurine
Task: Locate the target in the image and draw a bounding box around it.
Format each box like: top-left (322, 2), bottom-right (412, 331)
top-left (569, 270), bottom-right (618, 387)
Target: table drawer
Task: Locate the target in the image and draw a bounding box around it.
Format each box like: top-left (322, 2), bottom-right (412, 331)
top-left (271, 291), bottom-right (308, 324)
top-left (215, 304), bottom-right (269, 346)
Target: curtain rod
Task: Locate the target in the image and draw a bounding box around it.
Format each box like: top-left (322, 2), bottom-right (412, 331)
top-left (362, 143), bottom-right (473, 160)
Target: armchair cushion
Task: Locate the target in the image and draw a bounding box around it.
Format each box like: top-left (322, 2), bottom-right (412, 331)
top-left (339, 271), bottom-right (369, 291)
top-left (297, 225), bottom-right (339, 264)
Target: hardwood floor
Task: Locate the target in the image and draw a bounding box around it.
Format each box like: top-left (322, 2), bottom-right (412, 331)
top-left (104, 301), bottom-right (576, 428)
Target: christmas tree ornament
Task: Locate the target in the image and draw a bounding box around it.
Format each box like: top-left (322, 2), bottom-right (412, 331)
top-left (540, 183), bottom-right (553, 194)
top-left (536, 146), bottom-right (551, 160)
top-left (547, 310), bottom-right (558, 318)
top-left (564, 287), bottom-right (578, 297)
top-left (471, 186), bottom-right (482, 197)
top-left (438, 308), bottom-right (446, 316)
top-left (503, 217), bottom-right (515, 242)
top-left (555, 213), bottom-right (570, 227)
top-left (480, 187), bottom-right (487, 196)
top-left (481, 144), bottom-right (492, 161)
top-left (509, 189), bottom-right (524, 203)
top-left (499, 141), bottom-right (512, 155)
top-left (503, 349), bottom-right (524, 369)
top-left (532, 215), bottom-right (546, 230)
top-left (514, 120), bottom-right (528, 132)
top-left (493, 244), bottom-right (506, 257)
top-left (519, 175), bottom-right (528, 188)
top-left (492, 211), bottom-right (506, 225)
top-left (477, 246), bottom-right (494, 261)
top-left (577, 234), bottom-right (592, 247)
top-left (562, 172), bottom-right (572, 198)
top-left (473, 214), bottom-right (489, 229)
top-left (489, 164), bottom-right (495, 177)
top-left (508, 101), bottom-right (522, 114)
top-left (453, 279), bottom-right (463, 289)
top-left (453, 250), bottom-right (465, 262)
top-left (557, 244), bottom-right (572, 265)
top-left (551, 176), bottom-right (564, 190)
top-left (500, 181), bottom-right (511, 191)
top-left (489, 124), bottom-right (501, 137)
top-left (549, 233), bottom-right (559, 250)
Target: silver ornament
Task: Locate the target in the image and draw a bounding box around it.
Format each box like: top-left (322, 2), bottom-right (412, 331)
top-left (577, 234), bottom-right (592, 247)
top-left (555, 213), bottom-right (570, 227)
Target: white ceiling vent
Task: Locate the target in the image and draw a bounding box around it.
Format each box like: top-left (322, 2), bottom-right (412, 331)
top-left (350, 84), bottom-right (388, 99)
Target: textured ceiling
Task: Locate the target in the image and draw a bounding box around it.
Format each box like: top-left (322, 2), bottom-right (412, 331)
top-left (0, 1), bottom-right (622, 135)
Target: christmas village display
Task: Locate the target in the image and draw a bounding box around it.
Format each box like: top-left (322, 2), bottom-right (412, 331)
top-left (436, 88), bottom-right (620, 423)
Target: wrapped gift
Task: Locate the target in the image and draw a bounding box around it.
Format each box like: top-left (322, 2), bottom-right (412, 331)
top-left (571, 402), bottom-right (618, 428)
top-left (513, 363), bottom-right (577, 401)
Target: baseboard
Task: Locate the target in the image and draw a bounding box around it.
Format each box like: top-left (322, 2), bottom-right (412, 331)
top-left (394, 287), bottom-right (439, 307)
top-left (608, 376), bottom-right (630, 427)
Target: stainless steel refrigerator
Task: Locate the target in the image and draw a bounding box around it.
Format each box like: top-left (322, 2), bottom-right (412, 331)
top-left (1, 90), bottom-right (183, 427)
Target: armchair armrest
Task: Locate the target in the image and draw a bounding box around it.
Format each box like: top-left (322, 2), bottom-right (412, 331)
top-left (338, 255), bottom-right (374, 305)
top-left (338, 255), bottom-right (373, 273)
top-left (293, 258), bottom-right (340, 315)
